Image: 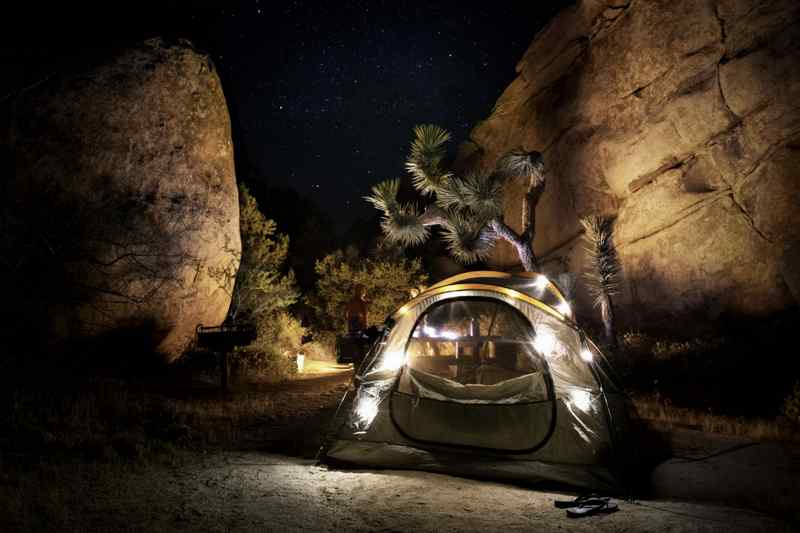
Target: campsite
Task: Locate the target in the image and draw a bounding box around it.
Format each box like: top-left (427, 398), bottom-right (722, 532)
top-left (2, 1), bottom-right (800, 531)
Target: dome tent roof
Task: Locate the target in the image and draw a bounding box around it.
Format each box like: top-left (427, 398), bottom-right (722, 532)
top-left (394, 270), bottom-right (573, 323)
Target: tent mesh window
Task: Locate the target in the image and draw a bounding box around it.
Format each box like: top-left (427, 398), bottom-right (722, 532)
top-left (403, 299), bottom-right (548, 391)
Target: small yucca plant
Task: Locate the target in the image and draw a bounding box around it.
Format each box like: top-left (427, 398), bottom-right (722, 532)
top-left (581, 215), bottom-right (620, 349)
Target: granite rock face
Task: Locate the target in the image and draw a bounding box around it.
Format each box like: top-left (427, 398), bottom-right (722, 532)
top-left (1, 39), bottom-right (240, 361)
top-left (457, 0), bottom-right (800, 331)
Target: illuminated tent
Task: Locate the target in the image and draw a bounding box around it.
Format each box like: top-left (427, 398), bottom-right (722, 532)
top-left (322, 271), bottom-right (637, 492)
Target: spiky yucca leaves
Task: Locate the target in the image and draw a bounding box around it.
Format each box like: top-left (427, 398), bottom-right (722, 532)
top-left (581, 215), bottom-right (620, 348)
top-left (405, 124), bottom-right (452, 196)
top-left (365, 179), bottom-right (429, 246)
top-left (441, 211), bottom-right (496, 264)
top-left (497, 149), bottom-right (545, 183)
top-left (437, 173), bottom-right (504, 218)
top-left (581, 216), bottom-right (620, 305)
top-left (433, 178), bottom-right (469, 211)
top-left (381, 203), bottom-right (428, 246)
top-left (364, 179), bottom-right (401, 214)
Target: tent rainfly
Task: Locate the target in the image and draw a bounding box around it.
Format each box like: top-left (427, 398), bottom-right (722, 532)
top-left (322, 271), bottom-right (638, 492)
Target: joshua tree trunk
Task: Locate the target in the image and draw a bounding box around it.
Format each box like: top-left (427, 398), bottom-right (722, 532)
top-left (485, 171), bottom-right (545, 273)
top-left (517, 168), bottom-right (546, 272)
top-left (488, 219), bottom-right (538, 272)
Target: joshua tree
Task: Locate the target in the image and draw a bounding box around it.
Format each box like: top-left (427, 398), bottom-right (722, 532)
top-left (580, 216), bottom-right (620, 348)
top-left (366, 124), bottom-right (546, 271)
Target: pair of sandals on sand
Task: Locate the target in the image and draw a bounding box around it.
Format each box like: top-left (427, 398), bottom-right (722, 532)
top-left (554, 494), bottom-right (619, 518)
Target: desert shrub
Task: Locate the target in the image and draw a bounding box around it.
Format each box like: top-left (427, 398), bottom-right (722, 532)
top-left (209, 183), bottom-right (300, 382)
top-left (211, 183), bottom-right (299, 321)
top-left (302, 339), bottom-right (334, 362)
top-left (616, 331), bottom-right (723, 362)
top-left (783, 382), bottom-right (800, 425)
top-left (231, 345), bottom-right (297, 383)
top-left (263, 311), bottom-right (306, 356)
top-left (231, 312), bottom-right (305, 382)
top-left (310, 248), bottom-right (428, 354)
top-left (619, 331), bottom-right (653, 358)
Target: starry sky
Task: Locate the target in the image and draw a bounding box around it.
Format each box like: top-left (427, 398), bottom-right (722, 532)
top-left (4, 1), bottom-right (572, 231)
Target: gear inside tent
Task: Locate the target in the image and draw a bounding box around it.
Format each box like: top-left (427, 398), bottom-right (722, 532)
top-left (321, 271), bottom-right (640, 492)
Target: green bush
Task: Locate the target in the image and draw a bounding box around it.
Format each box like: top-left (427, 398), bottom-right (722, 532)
top-left (208, 183), bottom-right (300, 382)
top-left (310, 248), bottom-right (428, 355)
top-left (303, 331), bottom-right (338, 362)
top-left (231, 345), bottom-right (297, 383)
top-left (231, 312), bottom-right (305, 382)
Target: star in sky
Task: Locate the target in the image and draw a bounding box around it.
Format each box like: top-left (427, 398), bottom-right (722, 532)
top-left (1, 0), bottom-right (571, 232)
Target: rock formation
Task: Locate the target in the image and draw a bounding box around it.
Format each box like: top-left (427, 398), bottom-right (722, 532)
top-left (1, 39), bottom-right (241, 361)
top-left (457, 0), bottom-right (800, 331)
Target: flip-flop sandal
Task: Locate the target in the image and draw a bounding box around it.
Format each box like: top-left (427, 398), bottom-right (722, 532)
top-left (554, 494), bottom-right (610, 509)
top-left (566, 499), bottom-right (619, 518)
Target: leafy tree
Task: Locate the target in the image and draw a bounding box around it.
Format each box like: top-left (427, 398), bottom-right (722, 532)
top-left (212, 183), bottom-right (299, 323)
top-left (311, 248), bottom-right (428, 335)
top-left (233, 311), bottom-right (306, 381)
top-left (580, 215), bottom-right (620, 348)
top-left (209, 183), bottom-right (301, 380)
top-left (366, 124), bottom-right (546, 271)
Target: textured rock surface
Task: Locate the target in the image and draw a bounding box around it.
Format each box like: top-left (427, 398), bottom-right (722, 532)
top-left (457, 0), bottom-right (800, 331)
top-left (1, 39), bottom-right (240, 361)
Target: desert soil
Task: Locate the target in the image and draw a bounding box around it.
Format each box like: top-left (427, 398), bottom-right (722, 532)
top-left (5, 361), bottom-right (799, 532)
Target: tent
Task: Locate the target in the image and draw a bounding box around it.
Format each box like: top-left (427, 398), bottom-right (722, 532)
top-left (322, 271), bottom-right (638, 492)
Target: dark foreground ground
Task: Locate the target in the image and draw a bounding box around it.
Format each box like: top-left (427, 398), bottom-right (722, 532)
top-left (2, 362), bottom-right (798, 532)
top-left (6, 449), bottom-right (789, 533)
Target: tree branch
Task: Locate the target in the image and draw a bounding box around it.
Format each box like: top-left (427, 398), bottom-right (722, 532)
top-left (488, 218), bottom-right (538, 272)
top-left (418, 204), bottom-right (450, 227)
top-left (521, 179), bottom-right (545, 243)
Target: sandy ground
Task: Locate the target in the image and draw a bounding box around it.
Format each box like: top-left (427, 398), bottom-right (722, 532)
top-left (5, 361), bottom-right (798, 532)
top-left (652, 429), bottom-right (800, 524)
top-left (40, 451), bottom-right (791, 532)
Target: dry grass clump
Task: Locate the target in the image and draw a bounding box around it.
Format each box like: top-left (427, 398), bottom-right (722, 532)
top-left (0, 379), bottom-right (276, 466)
top-left (2, 365), bottom-right (349, 463)
top-left (634, 395), bottom-right (800, 443)
top-left (167, 392), bottom-right (279, 448)
top-left (618, 331), bottom-right (724, 361)
top-left (610, 324), bottom-right (800, 443)
top-left (1, 380), bottom-right (187, 464)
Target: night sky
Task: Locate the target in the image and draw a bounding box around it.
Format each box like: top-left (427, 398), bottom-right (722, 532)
top-left (4, 1), bottom-right (572, 230)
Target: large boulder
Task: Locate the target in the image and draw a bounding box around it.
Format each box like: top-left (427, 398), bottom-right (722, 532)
top-left (457, 0), bottom-right (800, 332)
top-left (1, 39), bottom-right (240, 361)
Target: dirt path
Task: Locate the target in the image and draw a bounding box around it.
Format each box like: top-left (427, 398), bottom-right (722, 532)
top-left (234, 362), bottom-right (354, 457)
